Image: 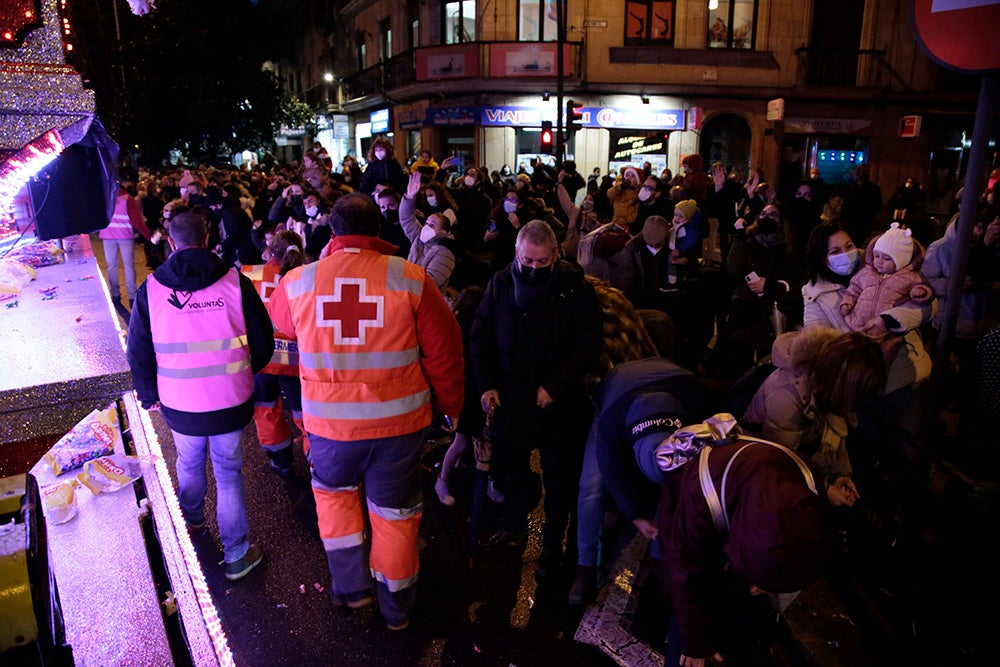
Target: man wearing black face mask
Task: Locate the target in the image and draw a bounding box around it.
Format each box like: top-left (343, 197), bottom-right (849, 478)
top-left (470, 221), bottom-right (603, 579)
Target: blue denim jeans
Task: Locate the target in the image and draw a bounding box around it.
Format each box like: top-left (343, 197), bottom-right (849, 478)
top-left (576, 428), bottom-right (604, 567)
top-left (172, 428), bottom-right (250, 563)
top-left (102, 238), bottom-right (137, 302)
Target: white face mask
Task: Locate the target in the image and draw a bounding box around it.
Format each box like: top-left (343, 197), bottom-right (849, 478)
top-left (305, 205), bottom-right (318, 218)
top-left (425, 195), bottom-right (438, 208)
top-left (646, 244), bottom-right (662, 255)
top-left (638, 188), bottom-right (653, 202)
top-left (503, 201), bottom-right (518, 214)
top-left (374, 149), bottom-right (386, 160)
top-left (464, 176), bottom-right (476, 188)
top-left (828, 248), bottom-right (861, 276)
top-left (419, 224), bottom-right (437, 243)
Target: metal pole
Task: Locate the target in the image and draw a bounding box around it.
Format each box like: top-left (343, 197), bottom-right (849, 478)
top-left (930, 75), bottom-right (995, 401)
top-left (555, 0), bottom-right (565, 162)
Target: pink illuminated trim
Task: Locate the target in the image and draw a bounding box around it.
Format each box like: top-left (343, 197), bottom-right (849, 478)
top-left (135, 402), bottom-right (237, 667)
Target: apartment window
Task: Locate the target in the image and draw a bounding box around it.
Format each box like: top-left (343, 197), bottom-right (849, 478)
top-left (708, 0), bottom-right (758, 50)
top-left (357, 32), bottom-right (367, 70)
top-left (380, 18), bottom-right (393, 60)
top-left (624, 1), bottom-right (675, 46)
top-left (518, 0), bottom-right (560, 42)
top-left (408, 0), bottom-right (419, 49)
top-left (443, 1), bottom-right (476, 44)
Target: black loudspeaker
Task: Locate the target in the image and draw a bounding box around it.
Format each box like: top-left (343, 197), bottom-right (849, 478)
top-left (29, 143), bottom-right (112, 241)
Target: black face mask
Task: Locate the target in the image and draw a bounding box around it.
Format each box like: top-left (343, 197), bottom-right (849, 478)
top-left (289, 195), bottom-right (303, 206)
top-left (383, 210), bottom-right (400, 224)
top-left (514, 261), bottom-right (553, 286)
top-left (757, 217), bottom-right (779, 235)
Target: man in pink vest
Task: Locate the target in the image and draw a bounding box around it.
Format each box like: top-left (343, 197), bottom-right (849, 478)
top-left (100, 183), bottom-right (153, 317)
top-left (126, 212), bottom-right (275, 581)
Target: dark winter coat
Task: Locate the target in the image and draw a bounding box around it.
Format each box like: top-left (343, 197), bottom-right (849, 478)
top-left (660, 440), bottom-right (831, 661)
top-left (589, 358), bottom-right (714, 522)
top-left (470, 260), bottom-right (602, 443)
top-left (360, 157), bottom-right (406, 196)
top-left (724, 229), bottom-right (794, 350)
top-left (219, 199), bottom-right (263, 266)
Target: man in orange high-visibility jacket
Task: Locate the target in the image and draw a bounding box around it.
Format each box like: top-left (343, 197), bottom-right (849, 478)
top-left (268, 193), bottom-right (464, 631)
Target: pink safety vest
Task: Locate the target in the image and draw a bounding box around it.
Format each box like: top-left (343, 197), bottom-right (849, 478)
top-left (147, 270), bottom-right (253, 413)
top-left (100, 194), bottom-right (135, 240)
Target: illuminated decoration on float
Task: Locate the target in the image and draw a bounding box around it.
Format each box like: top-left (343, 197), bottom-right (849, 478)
top-left (0, 128), bottom-right (63, 229)
top-left (0, 0), bottom-right (42, 48)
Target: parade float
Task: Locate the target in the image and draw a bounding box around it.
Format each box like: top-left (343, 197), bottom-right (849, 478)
top-left (0, 1), bottom-right (230, 664)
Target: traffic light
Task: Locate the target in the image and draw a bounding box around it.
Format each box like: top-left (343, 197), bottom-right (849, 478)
top-left (566, 100), bottom-right (584, 139)
top-left (540, 120), bottom-right (553, 154)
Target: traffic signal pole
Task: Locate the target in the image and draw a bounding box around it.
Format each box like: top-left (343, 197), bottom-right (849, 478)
top-left (556, 0), bottom-right (565, 162)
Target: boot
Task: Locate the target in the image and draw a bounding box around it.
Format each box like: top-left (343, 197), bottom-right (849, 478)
top-left (567, 565), bottom-right (597, 606)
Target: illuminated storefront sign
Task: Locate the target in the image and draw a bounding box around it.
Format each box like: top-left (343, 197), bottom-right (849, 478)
top-left (370, 108), bottom-right (390, 134)
top-left (425, 105), bottom-right (685, 130)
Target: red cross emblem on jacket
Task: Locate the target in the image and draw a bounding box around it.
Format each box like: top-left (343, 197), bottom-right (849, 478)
top-left (316, 278), bottom-right (385, 345)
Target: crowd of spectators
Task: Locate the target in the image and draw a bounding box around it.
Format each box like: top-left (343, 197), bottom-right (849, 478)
top-left (118, 139), bottom-right (1000, 665)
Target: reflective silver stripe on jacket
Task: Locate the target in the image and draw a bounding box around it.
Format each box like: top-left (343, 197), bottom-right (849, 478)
top-left (157, 359), bottom-right (251, 379)
top-left (385, 256), bottom-right (423, 296)
top-left (298, 347), bottom-right (419, 371)
top-left (154, 335), bottom-right (249, 354)
top-left (285, 262), bottom-right (319, 299)
top-left (302, 390), bottom-right (430, 420)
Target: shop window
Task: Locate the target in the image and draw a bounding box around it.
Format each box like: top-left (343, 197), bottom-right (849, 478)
top-left (624, 1), bottom-right (675, 46)
top-left (519, 0), bottom-right (560, 42)
top-left (380, 18), bottom-right (392, 61)
top-left (443, 1), bottom-right (476, 44)
top-left (707, 0), bottom-right (758, 50)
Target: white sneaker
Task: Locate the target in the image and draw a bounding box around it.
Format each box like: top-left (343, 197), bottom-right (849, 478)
top-left (486, 478), bottom-right (505, 503)
top-left (435, 476), bottom-right (455, 506)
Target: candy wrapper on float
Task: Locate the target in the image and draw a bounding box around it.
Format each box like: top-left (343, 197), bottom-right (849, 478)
top-left (30, 405), bottom-right (152, 524)
top-left (42, 404), bottom-right (120, 476)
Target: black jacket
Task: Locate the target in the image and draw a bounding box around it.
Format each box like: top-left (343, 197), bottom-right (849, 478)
top-left (360, 158), bottom-right (406, 196)
top-left (220, 200), bottom-right (263, 266)
top-left (127, 248), bottom-right (274, 436)
top-left (470, 260), bottom-right (602, 442)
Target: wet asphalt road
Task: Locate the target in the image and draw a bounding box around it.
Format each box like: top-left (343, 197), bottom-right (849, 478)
top-left (151, 413), bottom-right (615, 667)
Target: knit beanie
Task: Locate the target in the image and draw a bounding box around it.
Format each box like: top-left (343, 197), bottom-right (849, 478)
top-left (626, 392), bottom-right (688, 483)
top-left (675, 199), bottom-right (697, 223)
top-left (642, 215), bottom-right (670, 246)
top-left (873, 222), bottom-right (914, 270)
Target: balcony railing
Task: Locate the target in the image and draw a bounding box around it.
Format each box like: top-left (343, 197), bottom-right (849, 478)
top-left (341, 41), bottom-right (583, 103)
top-left (794, 47), bottom-right (902, 89)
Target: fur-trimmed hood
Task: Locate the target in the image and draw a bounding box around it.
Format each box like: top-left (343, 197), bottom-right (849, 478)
top-left (769, 327), bottom-right (841, 372)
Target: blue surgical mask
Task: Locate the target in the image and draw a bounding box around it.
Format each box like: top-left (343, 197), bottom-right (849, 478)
top-left (828, 248), bottom-right (860, 276)
top-left (503, 201), bottom-right (518, 214)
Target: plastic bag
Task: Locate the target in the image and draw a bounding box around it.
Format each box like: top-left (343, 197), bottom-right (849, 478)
top-left (43, 404), bottom-right (121, 475)
top-left (0, 259), bottom-right (36, 294)
top-left (77, 455), bottom-right (148, 495)
top-left (41, 481), bottom-right (78, 524)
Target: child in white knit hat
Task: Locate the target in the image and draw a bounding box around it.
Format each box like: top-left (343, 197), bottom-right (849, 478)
top-left (840, 222), bottom-right (934, 343)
